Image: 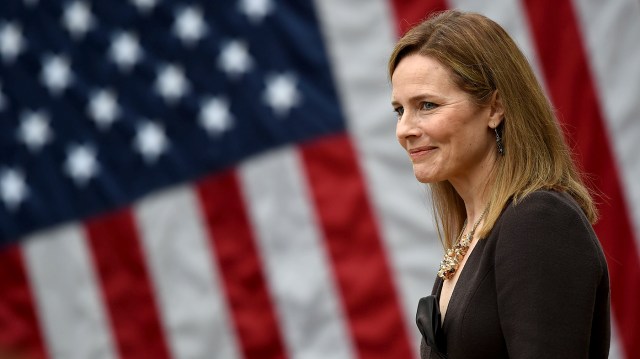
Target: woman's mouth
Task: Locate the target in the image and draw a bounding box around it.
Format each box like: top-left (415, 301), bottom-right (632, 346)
top-left (409, 146), bottom-right (437, 160)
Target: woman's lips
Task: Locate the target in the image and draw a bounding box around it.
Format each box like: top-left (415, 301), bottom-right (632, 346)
top-left (408, 146), bottom-right (437, 160)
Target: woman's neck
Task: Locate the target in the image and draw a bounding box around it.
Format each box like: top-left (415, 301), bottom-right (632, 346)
top-left (450, 156), bottom-right (496, 225)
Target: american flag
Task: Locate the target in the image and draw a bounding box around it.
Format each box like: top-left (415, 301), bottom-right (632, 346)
top-left (0, 0), bottom-right (638, 358)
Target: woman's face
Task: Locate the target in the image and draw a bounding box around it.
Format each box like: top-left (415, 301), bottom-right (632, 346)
top-left (391, 54), bottom-right (500, 184)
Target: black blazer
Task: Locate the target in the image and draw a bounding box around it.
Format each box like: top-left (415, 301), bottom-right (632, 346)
top-left (418, 190), bottom-right (610, 359)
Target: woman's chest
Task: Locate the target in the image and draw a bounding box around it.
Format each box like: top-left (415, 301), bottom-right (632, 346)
top-left (437, 241), bottom-right (509, 358)
top-left (439, 238), bottom-right (480, 320)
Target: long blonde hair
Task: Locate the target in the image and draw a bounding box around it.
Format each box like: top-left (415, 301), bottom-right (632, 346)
top-left (388, 10), bottom-right (597, 248)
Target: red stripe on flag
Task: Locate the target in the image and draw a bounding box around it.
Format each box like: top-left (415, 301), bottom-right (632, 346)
top-left (0, 245), bottom-right (48, 359)
top-left (300, 134), bottom-right (414, 359)
top-left (523, 1), bottom-right (640, 357)
top-left (390, 0), bottom-right (448, 35)
top-left (196, 171), bottom-right (288, 359)
top-left (85, 209), bottom-right (171, 359)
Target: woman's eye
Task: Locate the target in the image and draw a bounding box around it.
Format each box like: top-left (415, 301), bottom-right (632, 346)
top-left (393, 107), bottom-right (404, 119)
top-left (420, 102), bottom-right (438, 111)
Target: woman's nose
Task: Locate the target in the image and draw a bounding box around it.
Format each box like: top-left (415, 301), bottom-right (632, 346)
top-left (396, 112), bottom-right (421, 141)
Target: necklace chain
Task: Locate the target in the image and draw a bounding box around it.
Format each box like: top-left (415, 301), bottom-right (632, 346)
top-left (437, 206), bottom-right (489, 280)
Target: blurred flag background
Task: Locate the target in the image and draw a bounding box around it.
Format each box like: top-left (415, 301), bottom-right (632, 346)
top-left (0, 0), bottom-right (638, 358)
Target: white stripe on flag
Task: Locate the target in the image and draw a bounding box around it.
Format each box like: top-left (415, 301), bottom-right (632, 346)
top-left (135, 186), bottom-right (242, 359)
top-left (239, 146), bottom-right (356, 359)
top-left (610, 315), bottom-right (624, 359)
top-left (22, 224), bottom-right (116, 359)
top-left (313, 0), bottom-right (440, 351)
top-left (572, 0), bottom-right (640, 251)
top-left (571, 2), bottom-right (640, 356)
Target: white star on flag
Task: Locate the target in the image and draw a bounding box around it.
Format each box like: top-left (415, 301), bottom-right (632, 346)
top-left (62, 1), bottom-right (95, 39)
top-left (263, 73), bottom-right (301, 117)
top-left (218, 40), bottom-right (253, 78)
top-left (155, 64), bottom-right (190, 104)
top-left (173, 6), bottom-right (207, 46)
top-left (41, 54), bottom-right (73, 95)
top-left (134, 121), bottom-right (168, 164)
top-left (109, 31), bottom-right (143, 72)
top-left (64, 144), bottom-right (99, 186)
top-left (0, 168), bottom-right (28, 211)
top-left (17, 110), bottom-right (53, 152)
top-left (200, 97), bottom-right (233, 135)
top-left (130, 0), bottom-right (157, 14)
top-left (239, 0), bottom-right (273, 24)
top-left (0, 22), bottom-right (25, 63)
top-left (88, 89), bottom-right (120, 130)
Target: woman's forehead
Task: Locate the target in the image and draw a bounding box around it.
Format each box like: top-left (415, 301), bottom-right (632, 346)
top-left (391, 55), bottom-right (458, 99)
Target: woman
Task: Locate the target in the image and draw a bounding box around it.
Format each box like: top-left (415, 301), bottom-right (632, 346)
top-left (389, 10), bottom-right (610, 358)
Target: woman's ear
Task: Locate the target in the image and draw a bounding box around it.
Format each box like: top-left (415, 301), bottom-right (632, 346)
top-left (488, 90), bottom-right (505, 128)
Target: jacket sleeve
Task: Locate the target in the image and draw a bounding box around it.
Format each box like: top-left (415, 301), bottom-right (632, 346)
top-left (494, 192), bottom-right (606, 358)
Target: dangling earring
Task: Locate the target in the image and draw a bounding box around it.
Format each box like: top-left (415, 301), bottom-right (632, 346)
top-left (495, 127), bottom-right (504, 155)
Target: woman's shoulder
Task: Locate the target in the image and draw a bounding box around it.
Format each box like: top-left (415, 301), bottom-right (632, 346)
top-left (499, 189), bottom-right (589, 229)
top-left (492, 189), bottom-right (604, 265)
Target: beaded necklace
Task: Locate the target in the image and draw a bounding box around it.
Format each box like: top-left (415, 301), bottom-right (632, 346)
top-left (437, 206), bottom-right (489, 280)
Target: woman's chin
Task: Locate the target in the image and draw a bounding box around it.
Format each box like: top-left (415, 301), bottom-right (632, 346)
top-left (412, 163), bottom-right (442, 183)
top-left (413, 171), bottom-right (439, 184)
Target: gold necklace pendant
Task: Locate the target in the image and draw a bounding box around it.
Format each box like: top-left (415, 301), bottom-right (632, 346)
top-left (437, 206), bottom-right (489, 280)
top-left (437, 232), bottom-right (469, 280)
